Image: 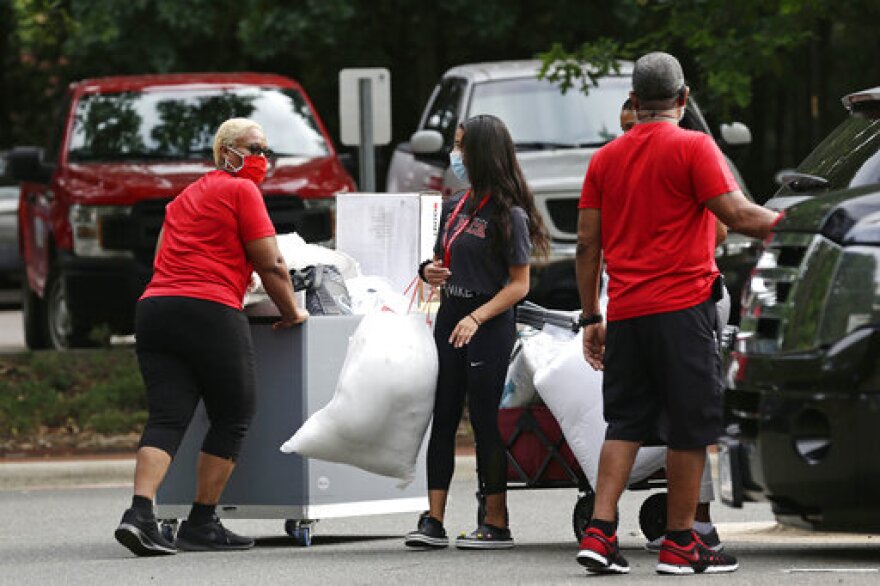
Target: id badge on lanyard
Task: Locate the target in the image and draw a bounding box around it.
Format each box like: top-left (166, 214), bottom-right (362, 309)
top-left (442, 190), bottom-right (490, 268)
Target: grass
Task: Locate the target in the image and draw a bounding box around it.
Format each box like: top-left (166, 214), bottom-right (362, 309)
top-left (0, 349), bottom-right (147, 444)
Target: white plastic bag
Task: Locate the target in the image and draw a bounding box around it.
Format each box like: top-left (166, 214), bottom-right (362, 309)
top-left (280, 310), bottom-right (438, 486)
top-left (533, 332), bottom-right (666, 488)
top-left (501, 328), bottom-right (573, 408)
top-left (345, 275), bottom-right (410, 315)
top-left (246, 232), bottom-right (362, 306)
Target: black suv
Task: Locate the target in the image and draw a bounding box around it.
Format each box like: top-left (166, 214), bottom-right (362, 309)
top-left (719, 87), bottom-right (880, 532)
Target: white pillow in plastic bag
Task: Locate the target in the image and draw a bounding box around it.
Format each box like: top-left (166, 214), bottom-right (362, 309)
top-left (501, 328), bottom-right (573, 408)
top-left (280, 311), bottom-right (438, 486)
top-left (533, 332), bottom-right (666, 489)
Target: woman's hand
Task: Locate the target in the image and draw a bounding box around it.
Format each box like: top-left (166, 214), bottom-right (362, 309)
top-left (273, 308), bottom-right (310, 330)
top-left (423, 260), bottom-right (451, 287)
top-left (582, 322), bottom-right (606, 370)
top-left (449, 313), bottom-right (480, 348)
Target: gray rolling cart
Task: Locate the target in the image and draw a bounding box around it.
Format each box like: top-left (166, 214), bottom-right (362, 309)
top-left (155, 313), bottom-right (428, 546)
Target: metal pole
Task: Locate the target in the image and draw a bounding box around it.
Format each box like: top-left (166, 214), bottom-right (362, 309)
top-left (358, 77), bottom-right (375, 192)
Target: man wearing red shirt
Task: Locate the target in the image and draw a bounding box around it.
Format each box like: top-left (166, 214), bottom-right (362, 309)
top-left (574, 52), bottom-right (782, 576)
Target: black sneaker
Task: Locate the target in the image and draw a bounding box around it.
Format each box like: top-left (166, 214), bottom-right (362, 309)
top-left (404, 512), bottom-right (448, 548)
top-left (114, 508), bottom-right (177, 557)
top-left (656, 531), bottom-right (738, 574)
top-left (174, 515), bottom-right (255, 552)
top-left (455, 523), bottom-right (514, 550)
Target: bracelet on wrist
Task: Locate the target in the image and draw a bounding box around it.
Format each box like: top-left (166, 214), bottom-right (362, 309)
top-left (468, 313), bottom-right (481, 327)
top-left (418, 259), bottom-right (432, 283)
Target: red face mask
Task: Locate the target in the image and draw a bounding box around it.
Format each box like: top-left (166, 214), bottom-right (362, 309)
top-left (235, 155), bottom-right (268, 185)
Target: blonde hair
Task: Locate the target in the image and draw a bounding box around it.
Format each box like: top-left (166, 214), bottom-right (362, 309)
top-left (213, 118), bottom-right (264, 167)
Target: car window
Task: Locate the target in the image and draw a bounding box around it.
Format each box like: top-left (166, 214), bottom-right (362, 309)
top-left (423, 77), bottom-right (466, 151)
top-left (467, 76), bottom-right (631, 148)
top-left (67, 87), bottom-right (330, 163)
top-left (786, 110), bottom-right (880, 192)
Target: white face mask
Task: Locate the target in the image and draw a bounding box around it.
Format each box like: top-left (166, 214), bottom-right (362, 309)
top-left (223, 146), bottom-right (246, 173)
top-left (449, 149), bottom-right (468, 182)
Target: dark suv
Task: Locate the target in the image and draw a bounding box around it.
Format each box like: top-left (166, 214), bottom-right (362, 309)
top-left (719, 86), bottom-right (880, 532)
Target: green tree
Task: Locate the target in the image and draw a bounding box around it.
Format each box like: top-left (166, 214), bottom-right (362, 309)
top-left (537, 0), bottom-right (880, 197)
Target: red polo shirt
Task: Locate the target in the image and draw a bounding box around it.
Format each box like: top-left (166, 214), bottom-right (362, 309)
top-left (578, 122), bottom-right (738, 321)
top-left (142, 170), bottom-right (276, 309)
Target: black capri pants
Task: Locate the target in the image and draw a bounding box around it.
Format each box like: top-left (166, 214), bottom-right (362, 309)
top-left (426, 292), bottom-right (516, 495)
top-left (136, 296), bottom-right (256, 461)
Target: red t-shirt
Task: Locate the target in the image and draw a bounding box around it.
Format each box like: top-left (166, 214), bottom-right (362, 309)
top-left (578, 122), bottom-right (738, 321)
top-left (141, 170), bottom-right (276, 310)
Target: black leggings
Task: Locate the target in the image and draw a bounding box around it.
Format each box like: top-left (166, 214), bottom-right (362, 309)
top-left (426, 294), bottom-right (515, 495)
top-left (135, 296), bottom-right (256, 461)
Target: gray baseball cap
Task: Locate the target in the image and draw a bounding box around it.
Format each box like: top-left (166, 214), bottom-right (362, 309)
top-left (632, 52), bottom-right (685, 101)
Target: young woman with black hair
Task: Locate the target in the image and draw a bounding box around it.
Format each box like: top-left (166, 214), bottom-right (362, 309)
top-left (405, 114), bottom-right (548, 550)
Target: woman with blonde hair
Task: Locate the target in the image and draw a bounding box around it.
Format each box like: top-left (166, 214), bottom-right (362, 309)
top-left (115, 118), bottom-right (308, 557)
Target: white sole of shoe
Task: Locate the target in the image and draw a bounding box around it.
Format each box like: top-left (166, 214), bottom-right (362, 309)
top-left (404, 535), bottom-right (449, 548)
top-left (455, 540), bottom-right (514, 550)
top-left (656, 562), bottom-right (738, 574)
top-left (115, 524), bottom-right (176, 556)
top-left (577, 550), bottom-right (630, 574)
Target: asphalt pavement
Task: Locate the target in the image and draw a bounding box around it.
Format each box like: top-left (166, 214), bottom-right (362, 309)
top-left (2, 454), bottom-right (879, 585)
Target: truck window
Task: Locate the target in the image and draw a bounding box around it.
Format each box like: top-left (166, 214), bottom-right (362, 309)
top-left (467, 76), bottom-right (630, 148)
top-left (67, 87), bottom-right (330, 162)
top-left (45, 94), bottom-right (73, 164)
top-left (423, 77), bottom-right (466, 151)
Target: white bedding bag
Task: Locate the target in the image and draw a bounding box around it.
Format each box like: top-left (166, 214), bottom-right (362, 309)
top-left (280, 311), bottom-right (438, 486)
top-left (533, 332), bottom-right (666, 488)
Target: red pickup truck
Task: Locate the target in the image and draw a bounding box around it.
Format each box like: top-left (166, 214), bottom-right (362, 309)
top-left (8, 72), bottom-right (355, 349)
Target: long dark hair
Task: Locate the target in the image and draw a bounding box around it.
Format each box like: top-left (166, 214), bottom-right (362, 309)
top-left (461, 114), bottom-right (549, 257)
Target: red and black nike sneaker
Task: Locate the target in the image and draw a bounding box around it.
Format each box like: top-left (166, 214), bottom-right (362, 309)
top-left (656, 531), bottom-right (738, 575)
top-left (576, 527), bottom-right (630, 574)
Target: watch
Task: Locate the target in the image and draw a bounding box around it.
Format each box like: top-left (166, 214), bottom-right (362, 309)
top-left (578, 312), bottom-right (603, 328)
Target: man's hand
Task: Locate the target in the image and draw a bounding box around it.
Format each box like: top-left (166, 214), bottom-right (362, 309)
top-left (424, 260), bottom-right (452, 287)
top-left (582, 322), bottom-right (606, 371)
top-left (273, 308), bottom-right (310, 330)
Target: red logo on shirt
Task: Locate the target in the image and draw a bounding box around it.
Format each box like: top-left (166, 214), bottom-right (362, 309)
top-left (467, 218), bottom-right (487, 238)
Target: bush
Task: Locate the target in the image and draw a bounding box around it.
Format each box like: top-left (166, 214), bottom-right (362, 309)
top-left (0, 349), bottom-right (146, 439)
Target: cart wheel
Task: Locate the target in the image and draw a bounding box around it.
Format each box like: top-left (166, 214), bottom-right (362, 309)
top-left (475, 491), bottom-right (486, 527)
top-left (159, 519), bottom-right (178, 543)
top-left (638, 492), bottom-right (668, 542)
top-left (284, 519), bottom-right (314, 547)
top-left (572, 493), bottom-right (595, 541)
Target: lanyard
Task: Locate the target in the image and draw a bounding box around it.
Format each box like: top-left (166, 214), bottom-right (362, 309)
top-left (442, 190), bottom-right (491, 268)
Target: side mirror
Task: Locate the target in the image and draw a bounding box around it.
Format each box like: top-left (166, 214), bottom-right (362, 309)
top-left (8, 147), bottom-right (53, 183)
top-left (410, 130), bottom-right (444, 154)
top-left (337, 151), bottom-right (358, 179)
top-left (719, 122), bottom-right (752, 146)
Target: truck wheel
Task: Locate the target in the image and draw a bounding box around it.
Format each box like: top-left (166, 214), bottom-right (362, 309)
top-left (21, 270), bottom-right (48, 350)
top-left (45, 271), bottom-right (93, 349)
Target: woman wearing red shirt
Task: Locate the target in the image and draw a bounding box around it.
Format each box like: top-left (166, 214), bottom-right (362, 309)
top-left (115, 118), bottom-right (308, 557)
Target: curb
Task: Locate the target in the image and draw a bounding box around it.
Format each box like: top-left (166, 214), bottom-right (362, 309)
top-left (0, 454), bottom-right (479, 491)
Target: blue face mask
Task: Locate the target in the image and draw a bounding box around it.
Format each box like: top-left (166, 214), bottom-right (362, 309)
top-left (449, 150), bottom-right (469, 182)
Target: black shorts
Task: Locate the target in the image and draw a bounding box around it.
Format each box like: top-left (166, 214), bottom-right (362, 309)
top-left (602, 295), bottom-right (722, 449)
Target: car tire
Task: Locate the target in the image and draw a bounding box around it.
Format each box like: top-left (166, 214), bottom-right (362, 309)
top-left (45, 270), bottom-right (95, 350)
top-left (21, 269), bottom-right (48, 350)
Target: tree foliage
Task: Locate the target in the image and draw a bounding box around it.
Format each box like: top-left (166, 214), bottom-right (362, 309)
top-left (1, 0), bottom-right (879, 195)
